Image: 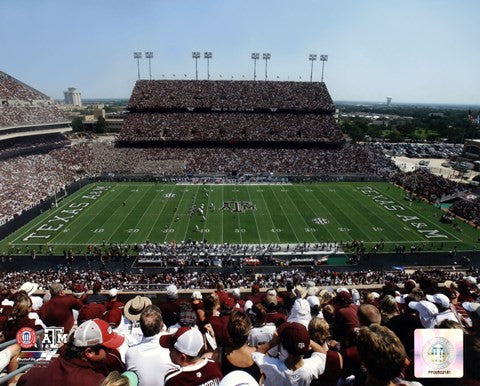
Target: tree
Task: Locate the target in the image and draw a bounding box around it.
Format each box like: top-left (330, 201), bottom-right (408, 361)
top-left (95, 117), bottom-right (107, 133)
top-left (70, 117), bottom-right (83, 132)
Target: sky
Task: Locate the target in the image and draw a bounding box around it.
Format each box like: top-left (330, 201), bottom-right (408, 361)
top-left (1, 0), bottom-right (479, 104)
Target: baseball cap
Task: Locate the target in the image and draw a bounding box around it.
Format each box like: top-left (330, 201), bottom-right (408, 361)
top-left (166, 284), bottom-right (178, 298)
top-left (74, 318), bottom-right (124, 349)
top-left (251, 284), bottom-right (260, 293)
top-left (278, 322), bottom-right (310, 356)
top-left (426, 294), bottom-right (450, 309)
top-left (462, 302), bottom-right (480, 317)
top-left (222, 297), bottom-right (235, 310)
top-left (93, 282), bottom-right (102, 292)
top-left (307, 295), bottom-right (320, 308)
top-left (191, 291), bottom-right (203, 300)
top-left (160, 326), bottom-right (205, 357)
top-left (408, 300), bottom-right (439, 328)
top-left (109, 288), bottom-right (118, 298)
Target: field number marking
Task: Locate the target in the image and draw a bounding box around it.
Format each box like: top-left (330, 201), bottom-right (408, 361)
top-left (305, 228), bottom-right (317, 232)
top-left (162, 229), bottom-right (174, 233)
top-left (271, 228), bottom-right (282, 233)
top-left (372, 227), bottom-right (384, 232)
top-left (127, 228), bottom-right (139, 233)
top-left (93, 228), bottom-right (104, 233)
top-left (338, 227), bottom-right (351, 232)
top-left (235, 228), bottom-right (246, 233)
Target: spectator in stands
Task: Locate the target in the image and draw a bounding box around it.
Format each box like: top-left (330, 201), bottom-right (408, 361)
top-left (39, 282), bottom-right (83, 333)
top-left (159, 285), bottom-right (181, 328)
top-left (356, 324), bottom-right (416, 386)
top-left (86, 282), bottom-right (107, 304)
top-left (253, 322), bottom-right (327, 386)
top-left (105, 288), bottom-right (124, 311)
top-left (161, 327), bottom-right (223, 386)
top-left (248, 303), bottom-right (276, 348)
top-left (17, 318), bottom-right (124, 386)
top-left (308, 318), bottom-right (342, 386)
top-left (0, 292), bottom-right (44, 341)
top-left (125, 305), bottom-right (177, 386)
top-left (0, 344), bottom-right (20, 382)
top-left (221, 311), bottom-right (261, 382)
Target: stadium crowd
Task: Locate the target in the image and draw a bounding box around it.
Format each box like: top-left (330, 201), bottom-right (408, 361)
top-left (128, 80), bottom-right (336, 112)
top-left (0, 71), bottom-right (47, 101)
top-left (0, 105), bottom-right (67, 128)
top-left (0, 134), bottom-right (70, 160)
top-left (0, 270), bottom-right (479, 385)
top-left (451, 198), bottom-right (480, 226)
top-left (120, 113), bottom-right (343, 143)
top-left (0, 142), bottom-right (397, 223)
top-left (392, 169), bottom-right (466, 202)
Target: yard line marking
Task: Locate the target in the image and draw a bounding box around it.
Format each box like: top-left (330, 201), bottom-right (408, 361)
top-left (246, 186), bottom-right (263, 244)
top-left (181, 186), bottom-right (201, 242)
top-left (144, 185), bottom-right (178, 242)
top-left (256, 187), bottom-right (281, 243)
top-left (107, 186), bottom-right (155, 244)
top-left (233, 187), bottom-right (243, 244)
top-left (290, 186), bottom-right (336, 242)
top-left (269, 186), bottom-right (300, 243)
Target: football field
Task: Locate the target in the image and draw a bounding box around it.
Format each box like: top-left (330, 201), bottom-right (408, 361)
top-left (1, 182), bottom-right (478, 254)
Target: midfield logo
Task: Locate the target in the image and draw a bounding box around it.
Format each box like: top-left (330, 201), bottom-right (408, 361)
top-left (221, 201), bottom-right (256, 213)
top-left (313, 217), bottom-right (329, 225)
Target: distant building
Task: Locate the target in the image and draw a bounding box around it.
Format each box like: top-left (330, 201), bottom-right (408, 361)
top-left (458, 139), bottom-right (480, 171)
top-left (64, 87), bottom-right (82, 107)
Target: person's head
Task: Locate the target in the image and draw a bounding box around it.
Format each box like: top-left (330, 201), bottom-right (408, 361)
top-left (216, 282), bottom-right (225, 291)
top-left (357, 324), bottom-right (407, 384)
top-left (166, 284), bottom-right (178, 300)
top-left (93, 282), bottom-right (102, 294)
top-left (160, 327), bottom-right (205, 366)
top-left (249, 303), bottom-right (267, 326)
top-left (204, 293), bottom-right (220, 313)
top-left (227, 311), bottom-right (251, 349)
top-left (357, 304), bottom-right (381, 327)
top-left (101, 371), bottom-right (138, 386)
top-left (178, 303), bottom-right (197, 327)
top-left (68, 319), bottom-right (124, 363)
top-left (380, 295), bottom-right (398, 323)
top-left (279, 322), bottom-right (310, 357)
top-left (231, 288), bottom-right (241, 300)
top-left (109, 288), bottom-right (118, 300)
top-left (308, 317), bottom-right (330, 345)
top-left (322, 304), bottom-right (336, 324)
top-left (263, 294), bottom-right (277, 312)
top-left (191, 291), bottom-right (203, 301)
top-left (12, 292), bottom-right (32, 319)
top-left (49, 282), bottom-right (64, 297)
top-left (140, 305), bottom-right (163, 337)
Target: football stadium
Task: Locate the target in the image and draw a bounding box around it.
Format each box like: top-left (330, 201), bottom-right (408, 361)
top-left (1, 2), bottom-right (480, 382)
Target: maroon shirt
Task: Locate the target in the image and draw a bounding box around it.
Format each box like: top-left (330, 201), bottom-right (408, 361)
top-left (159, 299), bottom-right (181, 327)
top-left (164, 358), bottom-right (222, 386)
top-left (333, 304), bottom-right (359, 341)
top-left (2, 315), bottom-right (42, 341)
top-left (208, 314), bottom-right (231, 348)
top-left (17, 356), bottom-right (105, 386)
top-left (104, 300), bottom-right (124, 311)
top-left (39, 295), bottom-right (83, 333)
top-left (311, 350), bottom-right (342, 386)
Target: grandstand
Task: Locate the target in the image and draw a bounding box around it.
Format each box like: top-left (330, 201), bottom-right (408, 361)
top-left (119, 80), bottom-right (343, 146)
top-left (0, 71), bottom-right (71, 159)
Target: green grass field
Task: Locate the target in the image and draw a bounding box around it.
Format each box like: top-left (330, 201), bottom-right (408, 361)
top-left (1, 182), bottom-right (478, 254)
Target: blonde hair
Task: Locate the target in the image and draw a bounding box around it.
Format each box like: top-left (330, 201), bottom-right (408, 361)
top-left (308, 317), bottom-right (330, 345)
top-left (100, 372), bottom-right (129, 386)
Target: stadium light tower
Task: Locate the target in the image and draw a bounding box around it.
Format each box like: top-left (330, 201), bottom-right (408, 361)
top-left (145, 52), bottom-right (153, 80)
top-left (263, 53), bottom-right (271, 81)
top-left (133, 52), bottom-right (142, 80)
top-left (251, 53), bottom-right (260, 81)
top-left (192, 52), bottom-right (200, 80)
top-left (204, 52), bottom-right (212, 80)
top-left (320, 54), bottom-right (328, 82)
top-left (308, 54), bottom-right (317, 82)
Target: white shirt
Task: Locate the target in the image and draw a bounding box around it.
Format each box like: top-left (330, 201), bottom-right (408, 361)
top-left (248, 324), bottom-right (276, 347)
top-left (126, 333), bottom-right (178, 386)
top-left (435, 309), bottom-right (459, 326)
top-left (252, 351), bottom-right (326, 386)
